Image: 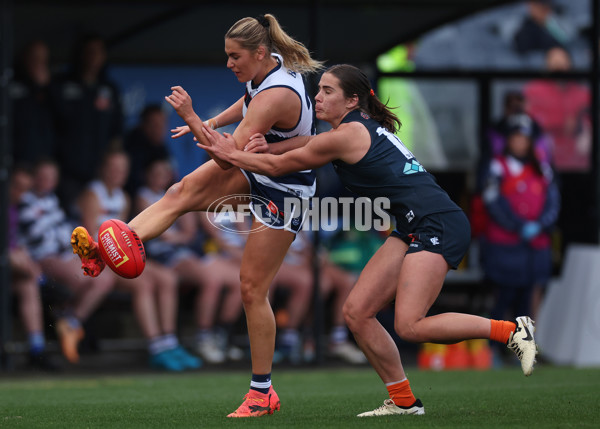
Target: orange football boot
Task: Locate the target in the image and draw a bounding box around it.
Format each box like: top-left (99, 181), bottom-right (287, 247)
top-left (227, 386), bottom-right (281, 418)
top-left (56, 318), bottom-right (85, 364)
top-left (71, 226), bottom-right (105, 277)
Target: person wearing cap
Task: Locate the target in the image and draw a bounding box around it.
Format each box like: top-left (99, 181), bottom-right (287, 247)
top-left (480, 113), bottom-right (560, 365)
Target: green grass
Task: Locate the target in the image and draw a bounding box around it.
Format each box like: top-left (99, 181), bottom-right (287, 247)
top-left (0, 366), bottom-right (599, 428)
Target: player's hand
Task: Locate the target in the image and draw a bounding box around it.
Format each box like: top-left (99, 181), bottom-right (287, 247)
top-left (244, 133), bottom-right (269, 153)
top-left (165, 86), bottom-right (195, 122)
top-left (171, 125), bottom-right (191, 139)
top-left (199, 123), bottom-right (237, 160)
top-left (521, 221), bottom-right (542, 241)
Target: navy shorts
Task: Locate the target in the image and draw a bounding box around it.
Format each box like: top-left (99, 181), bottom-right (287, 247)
top-left (391, 210), bottom-right (471, 269)
top-left (241, 170), bottom-right (310, 234)
top-left (250, 197), bottom-right (308, 234)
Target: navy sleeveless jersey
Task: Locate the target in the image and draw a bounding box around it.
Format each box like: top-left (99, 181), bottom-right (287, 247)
top-left (332, 110), bottom-right (461, 235)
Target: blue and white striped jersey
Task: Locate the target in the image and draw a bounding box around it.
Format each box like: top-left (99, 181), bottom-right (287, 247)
top-left (242, 53), bottom-right (316, 201)
top-left (18, 191), bottom-right (73, 261)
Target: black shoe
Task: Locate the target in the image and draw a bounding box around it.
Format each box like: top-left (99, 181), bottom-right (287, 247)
top-left (28, 352), bottom-right (61, 372)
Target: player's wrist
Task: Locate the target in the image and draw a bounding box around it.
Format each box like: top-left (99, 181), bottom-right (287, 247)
top-left (183, 112), bottom-right (202, 127)
top-left (205, 118), bottom-right (219, 130)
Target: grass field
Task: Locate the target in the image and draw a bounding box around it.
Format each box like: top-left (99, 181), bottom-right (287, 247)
top-left (0, 366), bottom-right (598, 428)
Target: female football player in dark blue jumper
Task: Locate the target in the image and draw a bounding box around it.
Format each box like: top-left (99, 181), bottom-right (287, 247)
top-left (199, 64), bottom-right (538, 417)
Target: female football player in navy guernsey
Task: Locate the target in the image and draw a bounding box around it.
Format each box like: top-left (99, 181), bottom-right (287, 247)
top-left (198, 64), bottom-right (539, 417)
top-left (71, 14), bottom-right (322, 417)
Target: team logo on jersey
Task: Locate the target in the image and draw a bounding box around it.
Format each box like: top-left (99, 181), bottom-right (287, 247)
top-left (267, 201), bottom-right (278, 214)
top-left (403, 160), bottom-right (425, 175)
top-left (405, 210), bottom-right (415, 223)
top-left (360, 112), bottom-right (370, 120)
top-left (430, 237), bottom-right (440, 246)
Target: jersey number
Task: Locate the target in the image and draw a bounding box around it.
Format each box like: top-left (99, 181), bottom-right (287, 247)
top-left (376, 127), bottom-right (414, 160)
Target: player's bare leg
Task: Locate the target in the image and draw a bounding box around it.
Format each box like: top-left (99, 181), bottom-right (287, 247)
top-left (72, 160), bottom-right (249, 277)
top-left (392, 251), bottom-right (489, 343)
top-left (394, 251), bottom-right (536, 374)
top-left (343, 237), bottom-right (408, 383)
top-left (241, 222), bottom-right (294, 374)
top-left (344, 237), bottom-right (426, 417)
top-left (129, 160), bottom-right (249, 242)
top-left (228, 220), bottom-right (293, 417)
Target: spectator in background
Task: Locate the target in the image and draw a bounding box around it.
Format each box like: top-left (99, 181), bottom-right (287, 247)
top-left (10, 40), bottom-right (57, 165)
top-left (514, 0), bottom-right (571, 55)
top-left (9, 165), bottom-right (59, 370)
top-left (124, 104), bottom-right (174, 197)
top-left (524, 46), bottom-right (591, 171)
top-left (488, 92), bottom-right (549, 164)
top-left (53, 34), bottom-right (124, 213)
top-left (472, 94), bottom-right (552, 241)
top-left (135, 158), bottom-right (243, 364)
top-left (77, 150), bottom-right (201, 371)
top-left (481, 116), bottom-right (560, 364)
top-left (17, 159), bottom-right (115, 364)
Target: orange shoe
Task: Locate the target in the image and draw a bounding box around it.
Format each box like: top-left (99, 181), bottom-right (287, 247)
top-left (56, 318), bottom-right (85, 364)
top-left (227, 386), bottom-right (281, 418)
top-left (71, 226), bottom-right (105, 277)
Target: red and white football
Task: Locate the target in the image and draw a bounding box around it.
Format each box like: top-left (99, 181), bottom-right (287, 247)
top-left (98, 219), bottom-right (146, 279)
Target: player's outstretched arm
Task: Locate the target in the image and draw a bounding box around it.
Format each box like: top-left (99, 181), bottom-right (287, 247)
top-left (165, 86), bottom-right (233, 170)
top-left (244, 133), bottom-right (312, 155)
top-left (200, 121), bottom-right (370, 176)
top-left (171, 96), bottom-right (245, 140)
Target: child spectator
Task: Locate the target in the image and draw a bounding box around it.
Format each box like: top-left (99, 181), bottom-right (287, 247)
top-left (9, 165), bottom-right (58, 370)
top-left (77, 150), bottom-right (201, 370)
top-left (135, 158), bottom-right (243, 364)
top-left (17, 159), bottom-right (115, 364)
top-left (124, 104), bottom-right (174, 197)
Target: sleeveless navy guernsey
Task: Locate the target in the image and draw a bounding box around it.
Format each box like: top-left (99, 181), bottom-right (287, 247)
top-left (332, 110), bottom-right (461, 236)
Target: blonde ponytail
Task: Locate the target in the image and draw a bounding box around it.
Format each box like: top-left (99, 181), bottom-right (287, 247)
top-left (226, 14), bottom-right (323, 74)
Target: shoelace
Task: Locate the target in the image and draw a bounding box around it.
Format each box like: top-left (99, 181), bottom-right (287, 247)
top-left (508, 341), bottom-right (524, 359)
top-left (374, 400), bottom-right (396, 411)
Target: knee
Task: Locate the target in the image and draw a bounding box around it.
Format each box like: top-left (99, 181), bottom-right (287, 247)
top-left (342, 299), bottom-right (366, 333)
top-left (394, 319), bottom-right (421, 343)
top-left (239, 275), bottom-right (265, 307)
top-left (162, 180), bottom-right (190, 212)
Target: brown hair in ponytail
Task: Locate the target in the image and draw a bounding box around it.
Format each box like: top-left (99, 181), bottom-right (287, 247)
top-left (225, 14), bottom-right (323, 74)
top-left (325, 64), bottom-right (401, 133)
